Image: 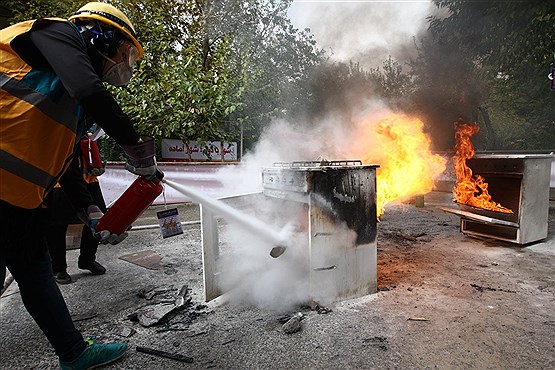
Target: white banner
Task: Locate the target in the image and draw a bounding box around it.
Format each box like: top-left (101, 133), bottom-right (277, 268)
top-left (161, 139), bottom-right (237, 161)
top-left (99, 163), bottom-right (242, 206)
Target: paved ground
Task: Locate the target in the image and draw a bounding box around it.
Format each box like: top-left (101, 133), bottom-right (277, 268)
top-left (1, 191), bottom-right (554, 369)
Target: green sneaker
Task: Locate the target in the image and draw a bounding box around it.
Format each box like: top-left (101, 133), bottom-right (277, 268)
top-left (59, 338), bottom-right (128, 370)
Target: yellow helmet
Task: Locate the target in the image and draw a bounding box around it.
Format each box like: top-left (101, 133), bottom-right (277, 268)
top-left (69, 2), bottom-right (143, 59)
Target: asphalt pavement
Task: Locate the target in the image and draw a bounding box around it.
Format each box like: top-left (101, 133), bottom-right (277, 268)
top-left (1, 192), bottom-right (554, 369)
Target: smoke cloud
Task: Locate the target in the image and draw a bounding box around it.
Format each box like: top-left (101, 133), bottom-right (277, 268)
top-left (287, 1), bottom-right (467, 150)
top-left (288, 0), bottom-right (433, 70)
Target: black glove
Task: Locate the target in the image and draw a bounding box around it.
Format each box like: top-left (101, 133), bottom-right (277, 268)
top-left (86, 205), bottom-right (128, 245)
top-left (88, 160), bottom-right (106, 177)
top-left (121, 136), bottom-right (157, 177)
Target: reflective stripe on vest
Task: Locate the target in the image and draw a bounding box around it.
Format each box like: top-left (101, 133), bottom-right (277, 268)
top-left (0, 19), bottom-right (85, 209)
top-left (0, 74), bottom-right (80, 130)
top-left (0, 150), bottom-right (54, 189)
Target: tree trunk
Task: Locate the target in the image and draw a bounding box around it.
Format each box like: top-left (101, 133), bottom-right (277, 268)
top-left (478, 106), bottom-right (498, 149)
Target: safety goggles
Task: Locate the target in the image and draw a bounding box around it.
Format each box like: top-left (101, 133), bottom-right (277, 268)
top-left (119, 40), bottom-right (139, 68)
top-left (99, 40), bottom-right (138, 68)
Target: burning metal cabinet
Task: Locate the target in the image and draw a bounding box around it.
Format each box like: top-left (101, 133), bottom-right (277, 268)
top-left (261, 160), bottom-right (379, 303)
top-left (201, 160), bottom-right (380, 304)
top-left (443, 154), bottom-right (553, 244)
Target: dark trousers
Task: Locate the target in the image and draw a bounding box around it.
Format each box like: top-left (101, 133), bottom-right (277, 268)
top-left (47, 223), bottom-right (99, 273)
top-left (0, 200), bottom-right (86, 361)
top-left (46, 182), bottom-right (106, 273)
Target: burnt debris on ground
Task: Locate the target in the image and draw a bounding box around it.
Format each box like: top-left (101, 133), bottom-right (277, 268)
top-left (1, 192), bottom-right (554, 369)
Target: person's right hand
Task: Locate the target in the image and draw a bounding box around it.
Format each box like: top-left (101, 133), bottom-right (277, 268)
top-left (86, 205), bottom-right (128, 245)
top-left (121, 136), bottom-right (157, 177)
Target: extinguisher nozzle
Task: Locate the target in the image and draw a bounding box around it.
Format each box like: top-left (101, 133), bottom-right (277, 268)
top-left (270, 245), bottom-right (287, 258)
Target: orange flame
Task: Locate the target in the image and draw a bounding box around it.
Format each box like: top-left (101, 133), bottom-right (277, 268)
top-left (350, 114), bottom-right (447, 217)
top-left (453, 120), bottom-right (513, 213)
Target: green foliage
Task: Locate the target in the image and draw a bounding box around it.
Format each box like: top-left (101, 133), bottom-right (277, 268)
top-left (5, 0), bottom-right (323, 159)
top-left (4, 0), bottom-right (82, 22)
top-left (412, 0), bottom-right (555, 150)
top-left (370, 56), bottom-right (414, 110)
top-left (107, 0), bottom-right (243, 156)
top-left (298, 56), bottom-right (414, 131)
top-left (7, 0), bottom-right (552, 156)
top-left (207, 0), bottom-right (324, 150)
top-left (111, 0), bottom-right (323, 154)
top-left (407, 31), bottom-right (489, 150)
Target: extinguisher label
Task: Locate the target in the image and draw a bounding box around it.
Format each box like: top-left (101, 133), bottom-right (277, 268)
top-left (157, 208), bottom-right (184, 238)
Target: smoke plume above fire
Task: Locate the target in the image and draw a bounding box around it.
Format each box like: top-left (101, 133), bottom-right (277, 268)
top-left (288, 1), bottom-right (432, 70)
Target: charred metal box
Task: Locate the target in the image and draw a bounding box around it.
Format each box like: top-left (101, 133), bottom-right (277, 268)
top-left (262, 160), bottom-right (379, 303)
top-left (447, 154), bottom-right (553, 244)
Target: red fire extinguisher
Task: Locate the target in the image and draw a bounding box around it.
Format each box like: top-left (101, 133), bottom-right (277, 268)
top-left (96, 171), bottom-right (164, 235)
top-left (80, 137), bottom-right (103, 173)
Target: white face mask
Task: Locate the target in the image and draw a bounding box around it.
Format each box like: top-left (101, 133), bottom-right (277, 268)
top-left (102, 59), bottom-right (133, 86)
top-left (99, 42), bottom-right (138, 86)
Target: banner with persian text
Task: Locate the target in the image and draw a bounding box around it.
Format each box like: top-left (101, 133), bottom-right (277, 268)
top-left (161, 139), bottom-right (237, 162)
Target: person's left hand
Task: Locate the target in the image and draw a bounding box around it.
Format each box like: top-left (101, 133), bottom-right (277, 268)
top-left (89, 160), bottom-right (107, 177)
top-left (86, 205), bottom-right (128, 245)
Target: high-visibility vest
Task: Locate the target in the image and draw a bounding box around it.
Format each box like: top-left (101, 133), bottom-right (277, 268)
top-left (0, 18), bottom-right (86, 209)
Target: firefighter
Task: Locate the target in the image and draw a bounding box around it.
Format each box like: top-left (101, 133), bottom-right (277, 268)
top-left (0, 2), bottom-right (158, 369)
